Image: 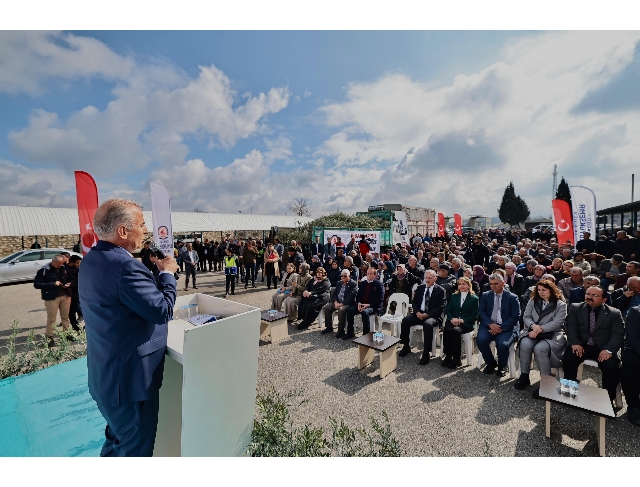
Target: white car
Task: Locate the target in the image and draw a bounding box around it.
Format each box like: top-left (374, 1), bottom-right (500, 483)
top-left (0, 248), bottom-right (82, 285)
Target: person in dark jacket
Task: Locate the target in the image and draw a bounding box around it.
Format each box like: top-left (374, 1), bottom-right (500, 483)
top-left (34, 254), bottom-right (72, 347)
top-left (621, 305), bottom-right (640, 426)
top-left (140, 241), bottom-right (154, 271)
top-left (387, 264), bottom-right (419, 301)
top-left (595, 235), bottom-right (615, 259)
top-left (309, 255), bottom-right (322, 276)
top-left (469, 235), bottom-right (491, 269)
top-left (575, 232), bottom-right (596, 254)
top-left (609, 277), bottom-right (640, 317)
top-left (66, 255), bottom-right (83, 331)
top-left (614, 231), bottom-right (636, 262)
top-left (321, 270), bottom-right (358, 336)
top-left (295, 267), bottom-right (331, 329)
top-left (327, 260), bottom-right (342, 287)
top-left (344, 267), bottom-right (385, 339)
top-left (442, 277), bottom-right (479, 368)
top-left (504, 262), bottom-right (525, 296)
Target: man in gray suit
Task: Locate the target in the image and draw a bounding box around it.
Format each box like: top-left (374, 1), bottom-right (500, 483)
top-left (324, 237), bottom-right (337, 260)
top-left (182, 243), bottom-right (199, 290)
top-left (563, 285), bottom-right (624, 402)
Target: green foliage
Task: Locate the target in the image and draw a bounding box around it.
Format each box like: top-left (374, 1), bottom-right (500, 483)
top-left (0, 320), bottom-right (87, 380)
top-left (246, 388), bottom-right (402, 457)
top-left (278, 211), bottom-right (390, 244)
top-left (555, 177), bottom-right (572, 210)
top-left (498, 182), bottom-right (530, 227)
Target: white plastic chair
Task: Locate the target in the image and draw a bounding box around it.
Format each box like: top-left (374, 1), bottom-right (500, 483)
top-left (528, 355), bottom-right (564, 379)
top-left (577, 359), bottom-right (623, 408)
top-left (355, 313), bottom-right (380, 334)
top-left (408, 283), bottom-right (419, 313)
top-left (476, 341), bottom-right (517, 378)
top-left (378, 293), bottom-right (410, 337)
top-left (462, 329), bottom-right (475, 366)
top-left (317, 309), bottom-right (337, 330)
top-left (409, 318), bottom-right (441, 357)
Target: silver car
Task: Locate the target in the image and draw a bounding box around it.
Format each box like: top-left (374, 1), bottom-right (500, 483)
top-left (0, 248), bottom-right (83, 285)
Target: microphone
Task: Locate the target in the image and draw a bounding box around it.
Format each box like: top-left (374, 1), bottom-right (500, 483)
top-left (150, 241), bottom-right (166, 259)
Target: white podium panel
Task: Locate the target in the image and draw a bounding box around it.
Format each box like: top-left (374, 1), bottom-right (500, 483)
top-left (154, 294), bottom-right (260, 457)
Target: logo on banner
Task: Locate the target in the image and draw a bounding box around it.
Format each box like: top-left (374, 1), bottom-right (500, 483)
top-left (556, 219), bottom-right (570, 232)
top-left (157, 225), bottom-right (169, 240)
top-left (81, 223), bottom-right (98, 254)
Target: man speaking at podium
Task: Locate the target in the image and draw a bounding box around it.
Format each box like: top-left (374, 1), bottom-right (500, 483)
top-left (79, 198), bottom-right (178, 456)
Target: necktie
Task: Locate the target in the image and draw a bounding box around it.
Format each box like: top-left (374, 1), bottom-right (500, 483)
top-left (587, 309), bottom-right (596, 346)
top-left (491, 294), bottom-right (499, 323)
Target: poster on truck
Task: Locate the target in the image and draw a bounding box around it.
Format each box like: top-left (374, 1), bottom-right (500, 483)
top-left (392, 211), bottom-right (409, 246)
top-left (324, 230), bottom-right (381, 254)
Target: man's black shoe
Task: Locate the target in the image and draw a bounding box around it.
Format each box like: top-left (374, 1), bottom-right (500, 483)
top-left (47, 338), bottom-right (56, 349)
top-left (231, 292), bottom-right (236, 295)
top-left (398, 345), bottom-right (411, 357)
top-left (441, 356), bottom-right (452, 367)
top-left (418, 354), bottom-right (430, 365)
top-left (342, 332), bottom-right (355, 340)
top-left (297, 322), bottom-right (310, 330)
top-left (252, 284), bottom-right (257, 288)
top-left (335, 332), bottom-right (345, 338)
top-left (627, 406), bottom-right (640, 426)
top-left (483, 363), bottom-right (497, 374)
top-left (447, 360), bottom-right (462, 369)
top-left (72, 324), bottom-right (81, 332)
top-left (320, 328), bottom-right (333, 334)
top-left (496, 368), bottom-right (507, 378)
top-left (514, 374), bottom-right (530, 390)
top-left (532, 388), bottom-right (541, 399)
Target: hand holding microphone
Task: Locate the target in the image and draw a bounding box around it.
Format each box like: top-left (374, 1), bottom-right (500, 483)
top-left (150, 241), bottom-right (179, 274)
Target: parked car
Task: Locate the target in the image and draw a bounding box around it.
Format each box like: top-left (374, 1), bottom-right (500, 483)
top-left (532, 224), bottom-right (555, 232)
top-left (0, 248), bottom-right (82, 285)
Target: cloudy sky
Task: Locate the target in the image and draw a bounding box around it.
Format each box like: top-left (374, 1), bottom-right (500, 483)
top-left (1, 30), bottom-right (639, 218)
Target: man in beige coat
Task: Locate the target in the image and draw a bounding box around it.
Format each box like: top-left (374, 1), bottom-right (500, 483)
top-left (284, 263), bottom-right (312, 323)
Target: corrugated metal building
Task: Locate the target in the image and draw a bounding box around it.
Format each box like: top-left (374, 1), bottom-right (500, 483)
top-left (0, 206), bottom-right (311, 237)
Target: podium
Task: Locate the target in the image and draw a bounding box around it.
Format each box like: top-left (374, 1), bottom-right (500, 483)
top-left (153, 293), bottom-right (260, 456)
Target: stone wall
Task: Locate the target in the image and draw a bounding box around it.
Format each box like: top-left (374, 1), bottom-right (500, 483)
top-left (0, 235), bottom-right (80, 256)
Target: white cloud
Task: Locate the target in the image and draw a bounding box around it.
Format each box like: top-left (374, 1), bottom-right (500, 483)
top-left (0, 31), bottom-right (134, 95)
top-left (316, 31), bottom-right (640, 216)
top-left (6, 34), bottom-right (290, 177)
top-left (0, 159), bottom-right (75, 207)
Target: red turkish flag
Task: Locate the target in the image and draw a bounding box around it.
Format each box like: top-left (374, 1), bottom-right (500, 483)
top-left (454, 214), bottom-right (462, 236)
top-left (75, 171), bottom-right (99, 255)
top-left (438, 213), bottom-right (445, 237)
top-left (552, 199), bottom-right (574, 246)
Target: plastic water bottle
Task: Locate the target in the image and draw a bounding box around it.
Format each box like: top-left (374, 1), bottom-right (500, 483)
top-left (560, 378), bottom-right (570, 397)
top-left (570, 380), bottom-right (578, 399)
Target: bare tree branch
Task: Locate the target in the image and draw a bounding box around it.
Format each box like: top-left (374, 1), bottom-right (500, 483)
top-left (287, 197), bottom-right (312, 217)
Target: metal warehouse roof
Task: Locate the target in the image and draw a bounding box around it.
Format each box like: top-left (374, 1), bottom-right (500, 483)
top-left (0, 206), bottom-right (311, 237)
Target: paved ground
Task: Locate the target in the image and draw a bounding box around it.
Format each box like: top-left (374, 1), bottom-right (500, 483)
top-left (2, 268), bottom-right (639, 456)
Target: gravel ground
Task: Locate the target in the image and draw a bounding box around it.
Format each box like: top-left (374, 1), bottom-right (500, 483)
top-left (3, 268), bottom-right (638, 456)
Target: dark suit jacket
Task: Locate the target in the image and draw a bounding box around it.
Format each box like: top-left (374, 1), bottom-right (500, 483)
top-left (411, 284), bottom-right (446, 324)
top-left (565, 302), bottom-right (624, 354)
top-left (356, 278), bottom-right (385, 315)
top-left (310, 242), bottom-right (324, 257)
top-left (79, 240), bottom-right (177, 407)
top-left (445, 292), bottom-right (479, 331)
top-left (303, 277), bottom-right (331, 303)
top-left (624, 306), bottom-right (640, 355)
top-left (478, 289), bottom-right (520, 334)
top-left (331, 278), bottom-right (358, 306)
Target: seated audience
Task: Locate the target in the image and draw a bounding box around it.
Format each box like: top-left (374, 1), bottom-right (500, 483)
top-left (504, 262), bottom-right (525, 296)
top-left (613, 261), bottom-right (640, 290)
top-left (569, 275), bottom-right (601, 305)
top-left (596, 253), bottom-right (626, 290)
top-left (284, 263), bottom-right (312, 323)
top-left (270, 263), bottom-right (298, 311)
top-left (463, 266), bottom-right (482, 295)
top-left (294, 267), bottom-right (331, 330)
top-left (609, 276), bottom-right (640, 317)
top-left (476, 273), bottom-right (521, 377)
top-left (442, 277), bottom-right (479, 369)
top-left (398, 270), bottom-right (446, 365)
top-left (563, 285), bottom-right (624, 403)
top-left (514, 280), bottom-right (568, 397)
top-left (558, 267), bottom-right (584, 300)
top-left (436, 264), bottom-right (457, 298)
top-left (321, 269), bottom-right (358, 337)
top-left (327, 259), bottom-right (342, 287)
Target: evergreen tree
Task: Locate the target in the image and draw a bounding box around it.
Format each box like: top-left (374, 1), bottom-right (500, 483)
top-left (555, 176), bottom-right (572, 210)
top-left (498, 182), bottom-right (530, 228)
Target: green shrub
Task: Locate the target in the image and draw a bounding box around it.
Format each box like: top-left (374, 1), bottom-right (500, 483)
top-left (278, 211), bottom-right (390, 244)
top-left (0, 320), bottom-right (87, 380)
top-left (246, 388), bottom-right (402, 457)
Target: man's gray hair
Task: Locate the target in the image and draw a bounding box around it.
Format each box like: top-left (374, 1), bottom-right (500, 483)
top-left (452, 257), bottom-right (461, 265)
top-left (408, 255), bottom-right (417, 262)
top-left (341, 269), bottom-right (351, 277)
top-left (584, 275), bottom-right (600, 284)
top-left (94, 198), bottom-right (143, 240)
top-left (570, 267), bottom-right (584, 276)
top-left (52, 255), bottom-right (65, 263)
top-left (489, 273), bottom-right (504, 282)
top-left (425, 269), bottom-right (437, 277)
top-left (345, 256), bottom-right (354, 265)
top-left (527, 259), bottom-right (538, 267)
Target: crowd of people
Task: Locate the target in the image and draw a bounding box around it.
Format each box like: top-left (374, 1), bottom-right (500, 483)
top-left (254, 228), bottom-right (640, 427)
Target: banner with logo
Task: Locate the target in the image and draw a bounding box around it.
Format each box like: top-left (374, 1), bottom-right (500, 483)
top-left (150, 182), bottom-right (174, 257)
top-left (454, 214), bottom-right (462, 236)
top-left (437, 213), bottom-right (445, 237)
top-left (323, 230), bottom-right (381, 254)
top-left (393, 210), bottom-right (409, 245)
top-left (74, 171), bottom-right (99, 255)
top-left (551, 199), bottom-right (574, 246)
top-left (569, 186), bottom-right (596, 245)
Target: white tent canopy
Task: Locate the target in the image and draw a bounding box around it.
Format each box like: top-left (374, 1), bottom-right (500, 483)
top-left (0, 206), bottom-right (311, 237)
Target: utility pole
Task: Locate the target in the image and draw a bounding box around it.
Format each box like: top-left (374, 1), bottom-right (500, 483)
top-left (552, 164), bottom-right (558, 199)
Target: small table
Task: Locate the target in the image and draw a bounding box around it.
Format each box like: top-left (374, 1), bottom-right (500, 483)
top-left (353, 333), bottom-right (401, 379)
top-left (260, 311), bottom-right (289, 343)
top-left (539, 374), bottom-right (615, 457)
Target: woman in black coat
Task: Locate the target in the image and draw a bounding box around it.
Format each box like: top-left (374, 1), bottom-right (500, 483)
top-left (295, 267), bottom-right (331, 329)
top-left (327, 260), bottom-right (342, 287)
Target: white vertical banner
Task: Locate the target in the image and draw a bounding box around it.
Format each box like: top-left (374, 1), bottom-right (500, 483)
top-left (393, 211), bottom-right (409, 245)
top-left (569, 186), bottom-right (596, 244)
top-left (150, 182), bottom-right (174, 257)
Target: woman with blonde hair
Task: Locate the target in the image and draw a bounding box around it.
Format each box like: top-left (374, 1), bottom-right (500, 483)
top-left (514, 279), bottom-right (568, 398)
top-left (442, 277), bottom-right (479, 369)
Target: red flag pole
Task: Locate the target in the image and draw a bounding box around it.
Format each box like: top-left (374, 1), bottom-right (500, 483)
top-left (75, 171), bottom-right (100, 255)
